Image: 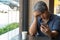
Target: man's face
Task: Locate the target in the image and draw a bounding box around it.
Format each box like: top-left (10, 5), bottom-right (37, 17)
top-left (39, 11), bottom-right (48, 19)
top-left (36, 11), bottom-right (48, 19)
top-left (33, 11), bottom-right (48, 19)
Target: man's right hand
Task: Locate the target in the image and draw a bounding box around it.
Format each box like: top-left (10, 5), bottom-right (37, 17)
top-left (33, 11), bottom-right (40, 18)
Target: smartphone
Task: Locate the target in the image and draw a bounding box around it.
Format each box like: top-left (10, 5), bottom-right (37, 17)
top-left (41, 23), bottom-right (47, 27)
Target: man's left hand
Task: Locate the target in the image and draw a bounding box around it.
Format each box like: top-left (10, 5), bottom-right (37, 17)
top-left (40, 25), bottom-right (51, 36)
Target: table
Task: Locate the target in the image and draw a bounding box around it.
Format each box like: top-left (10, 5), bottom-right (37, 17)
top-left (11, 34), bottom-right (59, 40)
top-left (28, 35), bottom-right (51, 40)
top-left (21, 35), bottom-right (51, 40)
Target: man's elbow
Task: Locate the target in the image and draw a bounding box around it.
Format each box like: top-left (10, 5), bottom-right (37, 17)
top-left (29, 29), bottom-right (37, 36)
top-left (29, 30), bottom-right (35, 36)
top-left (51, 31), bottom-right (59, 38)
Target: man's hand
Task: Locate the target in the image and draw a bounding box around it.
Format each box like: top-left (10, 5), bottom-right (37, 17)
top-left (33, 11), bottom-right (40, 17)
top-left (40, 25), bottom-right (59, 38)
top-left (40, 25), bottom-right (51, 37)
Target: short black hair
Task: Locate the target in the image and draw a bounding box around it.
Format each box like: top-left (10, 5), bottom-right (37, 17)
top-left (33, 1), bottom-right (48, 13)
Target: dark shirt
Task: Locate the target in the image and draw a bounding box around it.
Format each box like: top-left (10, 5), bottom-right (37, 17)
top-left (37, 14), bottom-right (60, 40)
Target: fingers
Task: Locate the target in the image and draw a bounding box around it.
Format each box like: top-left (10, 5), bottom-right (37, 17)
top-left (40, 25), bottom-right (49, 32)
top-left (41, 24), bottom-right (49, 28)
top-left (40, 26), bottom-right (47, 33)
top-left (40, 26), bottom-right (45, 32)
top-left (33, 11), bottom-right (40, 17)
top-left (41, 25), bottom-right (46, 29)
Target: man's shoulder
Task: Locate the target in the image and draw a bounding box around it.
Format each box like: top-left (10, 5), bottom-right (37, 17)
top-left (50, 14), bottom-right (60, 22)
top-left (54, 15), bottom-right (60, 19)
top-left (53, 14), bottom-right (60, 21)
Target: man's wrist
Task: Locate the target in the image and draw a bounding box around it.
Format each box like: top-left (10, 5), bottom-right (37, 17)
top-left (45, 31), bottom-right (51, 37)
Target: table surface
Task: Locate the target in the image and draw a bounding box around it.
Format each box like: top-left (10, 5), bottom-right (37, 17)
top-left (21, 35), bottom-right (51, 40)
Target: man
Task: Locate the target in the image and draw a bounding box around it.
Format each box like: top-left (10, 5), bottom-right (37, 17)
top-left (29, 1), bottom-right (60, 40)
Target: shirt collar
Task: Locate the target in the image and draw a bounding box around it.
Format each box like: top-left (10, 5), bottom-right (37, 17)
top-left (38, 14), bottom-right (54, 24)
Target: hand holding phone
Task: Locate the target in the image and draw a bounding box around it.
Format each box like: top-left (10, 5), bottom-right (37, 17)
top-left (41, 23), bottom-right (47, 27)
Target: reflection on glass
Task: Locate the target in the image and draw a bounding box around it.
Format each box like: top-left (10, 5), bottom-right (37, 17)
top-left (0, 0), bottom-right (19, 40)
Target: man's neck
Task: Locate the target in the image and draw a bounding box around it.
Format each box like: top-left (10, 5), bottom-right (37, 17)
top-left (42, 13), bottom-right (50, 22)
top-left (42, 18), bottom-right (49, 24)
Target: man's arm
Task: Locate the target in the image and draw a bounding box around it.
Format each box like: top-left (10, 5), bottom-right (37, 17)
top-left (51, 31), bottom-right (59, 38)
top-left (29, 17), bottom-right (38, 36)
top-left (29, 11), bottom-right (40, 36)
top-left (40, 25), bottom-right (59, 38)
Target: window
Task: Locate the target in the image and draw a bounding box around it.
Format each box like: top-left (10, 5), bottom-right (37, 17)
top-left (0, 0), bottom-right (19, 40)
